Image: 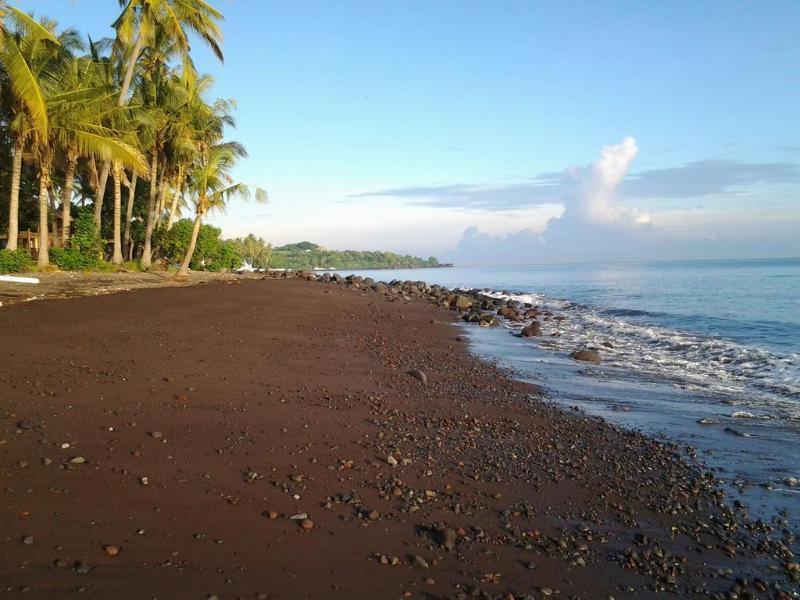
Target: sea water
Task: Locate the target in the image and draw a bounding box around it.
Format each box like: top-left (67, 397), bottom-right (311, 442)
top-left (343, 258), bottom-right (800, 524)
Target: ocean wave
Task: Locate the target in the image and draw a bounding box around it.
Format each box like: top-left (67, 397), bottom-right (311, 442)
top-left (483, 290), bottom-right (800, 421)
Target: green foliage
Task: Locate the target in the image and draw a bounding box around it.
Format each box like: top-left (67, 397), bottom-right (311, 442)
top-left (275, 241), bottom-right (318, 252)
top-left (157, 218), bottom-right (242, 271)
top-left (49, 247), bottom-right (96, 270)
top-left (270, 242), bottom-right (442, 270)
top-left (228, 234), bottom-right (271, 268)
top-left (71, 209), bottom-right (100, 254)
top-left (207, 240), bottom-right (241, 271)
top-left (0, 248), bottom-right (33, 273)
top-left (48, 209), bottom-right (101, 270)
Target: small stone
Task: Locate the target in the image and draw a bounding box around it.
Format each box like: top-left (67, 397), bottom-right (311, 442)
top-left (267, 510), bottom-right (278, 519)
top-left (139, 476), bottom-right (149, 486)
top-left (103, 545), bottom-right (119, 557)
top-left (407, 369), bottom-right (427, 384)
top-left (412, 555), bottom-right (429, 569)
top-left (69, 456), bottom-right (86, 464)
top-left (21, 535), bottom-right (34, 545)
top-left (434, 527), bottom-right (458, 550)
top-left (73, 561), bottom-right (91, 575)
top-left (386, 455), bottom-right (398, 467)
top-left (289, 513), bottom-right (308, 520)
top-left (300, 519), bottom-right (314, 530)
top-left (149, 431), bottom-right (164, 440)
top-left (367, 510), bottom-right (380, 521)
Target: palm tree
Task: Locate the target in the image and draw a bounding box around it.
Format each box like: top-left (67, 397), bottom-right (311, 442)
top-left (0, 7), bottom-right (58, 250)
top-left (177, 141), bottom-right (265, 276)
top-left (20, 21), bottom-right (147, 267)
top-left (114, 0), bottom-right (224, 106)
top-left (93, 0), bottom-right (224, 243)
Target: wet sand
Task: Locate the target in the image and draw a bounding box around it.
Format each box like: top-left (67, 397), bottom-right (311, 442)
top-left (0, 277), bottom-right (797, 599)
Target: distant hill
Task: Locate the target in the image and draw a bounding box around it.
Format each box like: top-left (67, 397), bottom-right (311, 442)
top-left (274, 241), bottom-right (320, 252)
top-left (270, 242), bottom-right (446, 270)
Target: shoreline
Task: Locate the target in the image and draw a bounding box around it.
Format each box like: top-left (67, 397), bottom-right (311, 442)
top-left (1, 275), bottom-right (798, 598)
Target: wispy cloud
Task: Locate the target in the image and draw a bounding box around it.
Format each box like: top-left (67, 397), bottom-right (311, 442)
top-left (350, 158), bottom-right (800, 211)
top-left (620, 160), bottom-right (800, 199)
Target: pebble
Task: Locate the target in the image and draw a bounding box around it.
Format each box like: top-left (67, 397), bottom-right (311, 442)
top-left (412, 555), bottom-right (429, 569)
top-left (103, 545), bottom-right (120, 557)
top-left (21, 535), bottom-right (34, 545)
top-left (407, 369), bottom-right (427, 384)
top-left (300, 519), bottom-right (314, 530)
top-left (386, 455), bottom-right (398, 466)
top-left (149, 431), bottom-right (164, 439)
top-left (69, 456), bottom-right (86, 464)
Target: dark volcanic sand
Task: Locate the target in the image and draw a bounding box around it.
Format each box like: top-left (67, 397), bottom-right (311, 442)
top-left (0, 278), bottom-right (797, 599)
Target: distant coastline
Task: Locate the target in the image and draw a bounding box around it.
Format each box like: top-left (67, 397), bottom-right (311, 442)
top-left (317, 263), bottom-right (453, 271)
top-left (269, 241), bottom-right (446, 271)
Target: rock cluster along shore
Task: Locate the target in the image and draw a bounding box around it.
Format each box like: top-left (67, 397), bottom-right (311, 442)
top-left (1, 275), bottom-right (797, 599)
top-left (312, 271), bottom-right (601, 362)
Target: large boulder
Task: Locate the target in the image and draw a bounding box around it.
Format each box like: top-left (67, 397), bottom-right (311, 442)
top-left (454, 295), bottom-right (473, 310)
top-left (521, 321), bottom-right (542, 337)
top-left (570, 349), bottom-right (601, 364)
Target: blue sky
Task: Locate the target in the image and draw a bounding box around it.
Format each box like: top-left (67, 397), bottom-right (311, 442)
top-left (20, 0), bottom-right (800, 263)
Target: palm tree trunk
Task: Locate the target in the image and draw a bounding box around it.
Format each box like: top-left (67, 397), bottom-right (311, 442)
top-left (111, 162), bottom-right (123, 265)
top-left (177, 211), bottom-right (202, 277)
top-left (94, 160), bottom-right (110, 228)
top-left (37, 169), bottom-right (50, 268)
top-left (6, 141), bottom-right (23, 251)
top-left (62, 155), bottom-right (77, 246)
top-left (124, 172), bottom-right (137, 260)
top-left (154, 170), bottom-right (167, 229)
top-left (166, 169), bottom-right (183, 230)
top-left (140, 149), bottom-right (158, 268)
top-left (118, 33), bottom-right (144, 107)
top-left (48, 187), bottom-right (60, 249)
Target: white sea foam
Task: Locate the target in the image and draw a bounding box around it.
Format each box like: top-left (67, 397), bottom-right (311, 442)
top-left (482, 290), bottom-right (800, 421)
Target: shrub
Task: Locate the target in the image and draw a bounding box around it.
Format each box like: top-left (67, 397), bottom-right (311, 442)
top-left (0, 249), bottom-right (33, 273)
top-left (50, 209), bottom-right (101, 270)
top-left (70, 209), bottom-right (102, 259)
top-left (49, 247), bottom-right (96, 271)
top-left (207, 241), bottom-right (242, 271)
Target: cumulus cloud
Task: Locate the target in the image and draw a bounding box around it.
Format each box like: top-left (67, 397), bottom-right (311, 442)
top-left (448, 138), bottom-right (654, 264)
top-left (562, 136), bottom-right (650, 226)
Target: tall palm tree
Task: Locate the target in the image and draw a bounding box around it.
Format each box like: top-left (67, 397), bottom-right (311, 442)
top-left (177, 141), bottom-right (265, 276)
top-left (91, 0), bottom-right (225, 238)
top-left (0, 7), bottom-right (58, 250)
top-left (21, 21), bottom-right (147, 267)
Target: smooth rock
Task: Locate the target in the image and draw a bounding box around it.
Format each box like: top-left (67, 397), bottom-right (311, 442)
top-left (570, 349), bottom-right (601, 364)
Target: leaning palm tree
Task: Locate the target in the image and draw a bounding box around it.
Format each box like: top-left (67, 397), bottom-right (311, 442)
top-left (177, 141), bottom-right (265, 276)
top-left (88, 0), bottom-right (225, 231)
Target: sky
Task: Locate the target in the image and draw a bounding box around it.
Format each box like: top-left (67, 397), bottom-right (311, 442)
top-left (19, 0), bottom-right (800, 264)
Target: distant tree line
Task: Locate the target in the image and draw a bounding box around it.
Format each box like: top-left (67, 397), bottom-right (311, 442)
top-left (270, 241), bottom-right (442, 270)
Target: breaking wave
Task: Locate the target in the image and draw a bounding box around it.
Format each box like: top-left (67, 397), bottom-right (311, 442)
top-left (482, 289), bottom-right (800, 422)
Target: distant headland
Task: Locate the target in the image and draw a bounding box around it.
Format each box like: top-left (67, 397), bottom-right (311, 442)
top-left (269, 241), bottom-right (451, 270)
